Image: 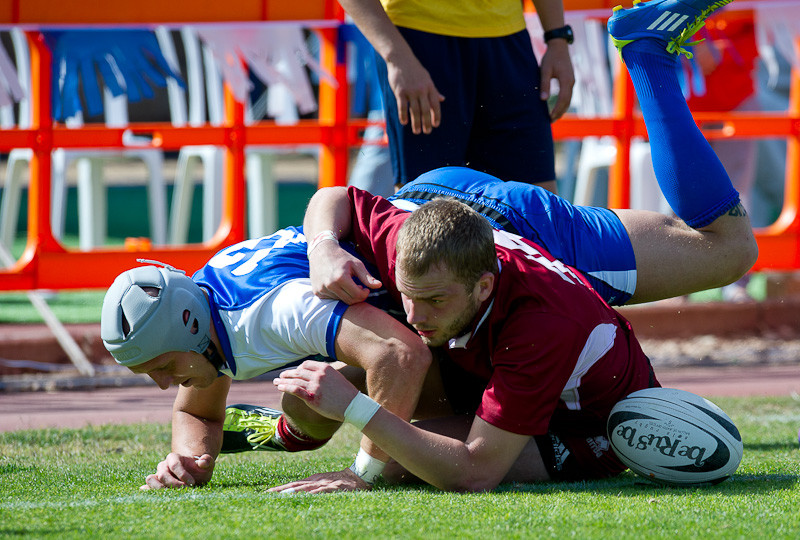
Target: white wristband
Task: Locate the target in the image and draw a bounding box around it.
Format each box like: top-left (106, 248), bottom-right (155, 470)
top-left (343, 392), bottom-right (381, 431)
top-left (307, 230), bottom-right (338, 256)
top-left (349, 448), bottom-right (386, 485)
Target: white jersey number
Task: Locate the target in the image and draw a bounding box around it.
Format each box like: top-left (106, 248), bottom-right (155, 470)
top-left (207, 229), bottom-right (305, 276)
top-left (493, 230), bottom-right (582, 286)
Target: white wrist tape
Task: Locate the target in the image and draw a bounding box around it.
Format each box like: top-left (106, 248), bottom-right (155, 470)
top-left (343, 392), bottom-right (381, 431)
top-left (349, 448), bottom-right (386, 485)
top-left (307, 230), bottom-right (338, 256)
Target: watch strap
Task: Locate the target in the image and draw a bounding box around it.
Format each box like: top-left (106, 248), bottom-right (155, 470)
top-left (544, 25), bottom-right (573, 44)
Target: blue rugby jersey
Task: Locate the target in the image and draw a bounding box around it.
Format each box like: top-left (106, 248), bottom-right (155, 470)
top-left (193, 227), bottom-right (393, 379)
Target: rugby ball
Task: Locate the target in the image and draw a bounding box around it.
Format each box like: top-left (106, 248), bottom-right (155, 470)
top-left (607, 388), bottom-right (743, 486)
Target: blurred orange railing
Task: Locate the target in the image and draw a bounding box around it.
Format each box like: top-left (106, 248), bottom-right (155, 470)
top-left (0, 0), bottom-right (359, 290)
top-left (0, 0), bottom-right (798, 292)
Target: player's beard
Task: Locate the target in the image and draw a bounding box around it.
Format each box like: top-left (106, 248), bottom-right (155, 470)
top-left (420, 292), bottom-right (482, 348)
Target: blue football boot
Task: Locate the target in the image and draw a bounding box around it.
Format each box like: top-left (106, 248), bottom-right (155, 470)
top-left (607, 0), bottom-right (735, 58)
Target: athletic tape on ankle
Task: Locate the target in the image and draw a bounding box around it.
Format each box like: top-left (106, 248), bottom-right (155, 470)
top-left (306, 230), bottom-right (338, 256)
top-left (349, 448), bottom-right (386, 485)
top-left (343, 392), bottom-right (380, 431)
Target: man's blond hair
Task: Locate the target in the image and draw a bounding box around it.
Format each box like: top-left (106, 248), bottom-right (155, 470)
top-left (396, 198), bottom-right (497, 288)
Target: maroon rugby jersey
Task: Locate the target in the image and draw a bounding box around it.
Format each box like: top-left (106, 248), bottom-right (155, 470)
top-left (345, 186), bottom-right (658, 437)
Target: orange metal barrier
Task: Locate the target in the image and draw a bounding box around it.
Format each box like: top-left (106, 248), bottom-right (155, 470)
top-left (0, 0), bottom-right (799, 292)
top-left (0, 1), bottom-right (358, 291)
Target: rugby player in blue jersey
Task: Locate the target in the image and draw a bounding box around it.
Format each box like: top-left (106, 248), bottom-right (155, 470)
top-left (101, 233), bottom-right (433, 490)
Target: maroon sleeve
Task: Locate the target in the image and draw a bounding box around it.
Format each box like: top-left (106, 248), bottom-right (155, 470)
top-left (345, 186), bottom-right (410, 298)
top-left (475, 309), bottom-right (586, 436)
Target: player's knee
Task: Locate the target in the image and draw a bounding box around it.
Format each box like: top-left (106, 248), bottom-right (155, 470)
top-left (403, 338), bottom-right (433, 378)
top-left (726, 228), bottom-right (759, 282)
top-left (380, 335), bottom-right (433, 381)
top-left (706, 214), bottom-right (759, 286)
top-left (740, 233), bottom-right (759, 274)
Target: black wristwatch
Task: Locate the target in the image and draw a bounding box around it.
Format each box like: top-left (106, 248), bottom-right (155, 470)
top-left (544, 25), bottom-right (574, 44)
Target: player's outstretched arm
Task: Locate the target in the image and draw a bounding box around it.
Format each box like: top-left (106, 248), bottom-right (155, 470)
top-left (141, 377), bottom-right (231, 489)
top-left (273, 361), bottom-right (532, 492)
top-left (304, 186), bottom-right (382, 304)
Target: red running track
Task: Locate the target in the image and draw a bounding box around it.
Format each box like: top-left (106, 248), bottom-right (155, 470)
top-left (2, 365), bottom-right (800, 432)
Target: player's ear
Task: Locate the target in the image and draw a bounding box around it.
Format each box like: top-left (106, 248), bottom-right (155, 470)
top-left (475, 272), bottom-right (494, 302)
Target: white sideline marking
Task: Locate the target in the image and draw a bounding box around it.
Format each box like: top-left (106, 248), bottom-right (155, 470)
top-left (738, 413), bottom-right (800, 424)
top-left (0, 490), bottom-right (307, 511)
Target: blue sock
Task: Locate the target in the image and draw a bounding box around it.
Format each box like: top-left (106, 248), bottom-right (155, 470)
top-left (621, 42), bottom-right (740, 228)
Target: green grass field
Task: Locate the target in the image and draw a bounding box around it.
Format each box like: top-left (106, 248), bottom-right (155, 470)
top-left (2, 396), bottom-right (799, 539)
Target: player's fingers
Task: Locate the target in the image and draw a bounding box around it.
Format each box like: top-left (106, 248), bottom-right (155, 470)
top-left (278, 360), bottom-right (326, 383)
top-left (314, 285), bottom-right (335, 300)
top-left (195, 454), bottom-right (214, 471)
top-left (277, 478), bottom-right (339, 494)
top-left (334, 281), bottom-right (367, 303)
top-left (359, 271), bottom-right (382, 289)
top-left (142, 473), bottom-right (167, 490)
top-left (304, 485), bottom-right (337, 494)
top-left (146, 460), bottom-right (190, 490)
top-left (273, 378), bottom-right (314, 401)
top-left (350, 261), bottom-right (381, 290)
top-left (164, 454), bottom-right (197, 487)
top-left (318, 281), bottom-right (367, 304)
top-left (268, 480), bottom-right (304, 493)
top-left (278, 364), bottom-right (311, 379)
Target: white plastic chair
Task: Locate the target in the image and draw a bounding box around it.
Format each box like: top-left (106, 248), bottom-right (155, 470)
top-left (0, 29), bottom-right (32, 251)
top-left (50, 89), bottom-right (167, 250)
top-left (245, 79), bottom-right (317, 239)
top-left (157, 26), bottom-right (225, 244)
top-left (243, 27), bottom-right (323, 238)
top-left (166, 24), bottom-right (321, 243)
top-left (1, 29), bottom-right (168, 252)
top-left (161, 26), bottom-right (279, 244)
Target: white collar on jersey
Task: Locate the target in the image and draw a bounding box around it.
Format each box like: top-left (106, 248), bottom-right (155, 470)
top-left (448, 298), bottom-right (495, 350)
top-left (448, 259), bottom-right (501, 349)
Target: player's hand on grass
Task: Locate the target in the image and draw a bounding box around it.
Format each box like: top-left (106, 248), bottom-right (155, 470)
top-left (268, 469), bottom-right (372, 494)
top-left (140, 453), bottom-right (215, 490)
top-left (273, 360), bottom-right (359, 423)
top-left (308, 241), bottom-right (381, 304)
